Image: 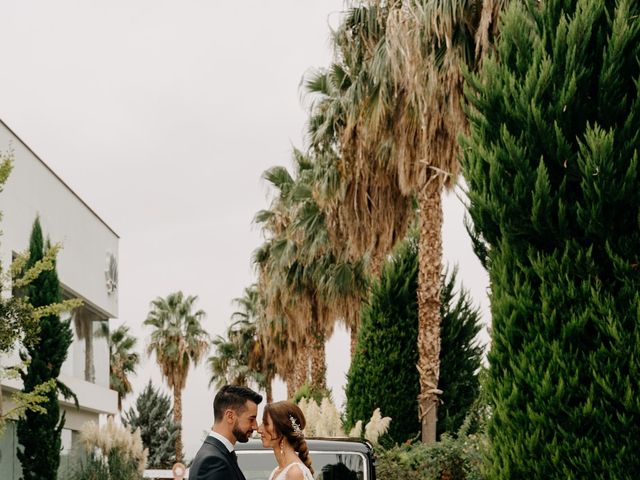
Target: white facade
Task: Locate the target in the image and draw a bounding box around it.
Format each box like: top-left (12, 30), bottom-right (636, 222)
top-left (0, 119), bottom-right (119, 479)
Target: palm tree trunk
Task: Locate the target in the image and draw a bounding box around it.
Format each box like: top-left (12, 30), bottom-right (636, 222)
top-left (310, 334), bottom-right (326, 391)
top-left (310, 301), bottom-right (327, 391)
top-left (85, 327), bottom-right (95, 383)
top-left (284, 370), bottom-right (295, 399)
top-left (266, 377), bottom-right (273, 403)
top-left (174, 386), bottom-right (183, 462)
top-left (350, 327), bottom-right (359, 357)
top-left (293, 343), bottom-right (309, 393)
top-left (417, 178), bottom-right (444, 443)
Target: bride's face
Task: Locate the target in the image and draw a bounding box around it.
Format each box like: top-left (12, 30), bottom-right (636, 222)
top-left (257, 412), bottom-right (278, 448)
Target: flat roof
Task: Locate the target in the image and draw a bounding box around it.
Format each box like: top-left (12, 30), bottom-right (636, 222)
top-left (0, 118), bottom-right (119, 238)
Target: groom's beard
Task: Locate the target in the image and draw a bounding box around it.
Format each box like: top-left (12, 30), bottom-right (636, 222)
top-left (233, 422), bottom-right (252, 443)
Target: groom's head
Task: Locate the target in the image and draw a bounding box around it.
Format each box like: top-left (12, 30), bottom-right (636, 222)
top-left (213, 385), bottom-right (263, 444)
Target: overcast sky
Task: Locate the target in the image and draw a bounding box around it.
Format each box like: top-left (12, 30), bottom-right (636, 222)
top-left (0, 0), bottom-right (489, 459)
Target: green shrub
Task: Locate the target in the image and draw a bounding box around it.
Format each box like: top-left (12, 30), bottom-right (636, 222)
top-left (375, 375), bottom-right (490, 480)
top-left (292, 383), bottom-right (331, 405)
top-left (71, 449), bottom-right (143, 480)
top-left (376, 433), bottom-right (485, 480)
top-left (123, 380), bottom-right (181, 469)
top-left (71, 418), bottom-right (146, 480)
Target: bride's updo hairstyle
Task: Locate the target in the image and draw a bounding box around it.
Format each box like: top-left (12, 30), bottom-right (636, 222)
top-left (264, 401), bottom-right (314, 474)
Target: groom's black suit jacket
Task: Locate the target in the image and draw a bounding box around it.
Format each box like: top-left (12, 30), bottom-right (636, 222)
top-left (189, 436), bottom-right (246, 480)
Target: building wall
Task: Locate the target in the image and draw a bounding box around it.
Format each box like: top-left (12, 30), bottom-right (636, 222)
top-left (0, 120), bottom-right (119, 478)
top-left (0, 120), bottom-right (118, 319)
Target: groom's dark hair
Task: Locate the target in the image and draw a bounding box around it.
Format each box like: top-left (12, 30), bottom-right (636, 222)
top-left (213, 384), bottom-right (263, 422)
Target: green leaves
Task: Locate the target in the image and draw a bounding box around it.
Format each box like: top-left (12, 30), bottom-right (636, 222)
top-left (462, 0), bottom-right (640, 476)
top-left (144, 292), bottom-right (209, 390)
top-left (17, 217), bottom-right (75, 480)
top-left (123, 381), bottom-right (181, 469)
top-left (345, 237), bottom-right (483, 444)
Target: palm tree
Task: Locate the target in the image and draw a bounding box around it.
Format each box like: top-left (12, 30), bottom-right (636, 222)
top-left (232, 285), bottom-right (276, 403)
top-left (98, 323), bottom-right (140, 412)
top-left (207, 286), bottom-right (276, 402)
top-left (253, 164), bottom-right (310, 395)
top-left (144, 292), bottom-right (209, 462)
top-left (208, 326), bottom-right (251, 388)
top-left (254, 151), bottom-right (368, 394)
top-left (305, 1), bottom-right (504, 442)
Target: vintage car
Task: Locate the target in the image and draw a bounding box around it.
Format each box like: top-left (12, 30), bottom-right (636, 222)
top-left (235, 437), bottom-right (376, 480)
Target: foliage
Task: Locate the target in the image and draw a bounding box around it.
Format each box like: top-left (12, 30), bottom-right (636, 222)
top-left (0, 154), bottom-right (77, 434)
top-left (99, 323), bottom-right (140, 411)
top-left (297, 396), bottom-right (391, 444)
top-left (297, 396), bottom-right (344, 438)
top-left (208, 325), bottom-right (253, 387)
top-left (0, 373), bottom-right (55, 436)
top-left (292, 383), bottom-right (331, 406)
top-left (71, 417), bottom-right (146, 480)
top-left (363, 408), bottom-right (392, 445)
top-left (16, 217), bottom-right (77, 480)
top-left (376, 377), bottom-right (490, 479)
top-left (208, 285), bottom-right (275, 398)
top-left (144, 291), bottom-right (209, 462)
top-left (345, 236), bottom-right (483, 444)
top-left (461, 0), bottom-right (640, 476)
top-left (437, 267), bottom-right (484, 438)
top-left (304, 0), bottom-right (506, 441)
top-left (122, 380), bottom-right (181, 469)
top-left (253, 150), bottom-right (368, 394)
top-left (375, 433), bottom-right (485, 480)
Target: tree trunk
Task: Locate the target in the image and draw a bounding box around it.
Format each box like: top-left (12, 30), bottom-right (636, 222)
top-left (417, 179), bottom-right (444, 443)
top-left (310, 335), bottom-right (326, 391)
top-left (85, 326), bottom-right (95, 383)
top-left (293, 343), bottom-right (309, 394)
top-left (174, 386), bottom-right (183, 462)
top-left (284, 370), bottom-right (295, 400)
top-left (266, 377), bottom-right (273, 404)
top-left (310, 301), bottom-right (327, 391)
top-left (350, 327), bottom-right (358, 357)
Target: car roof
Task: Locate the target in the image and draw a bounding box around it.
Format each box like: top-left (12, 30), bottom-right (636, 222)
top-left (236, 438), bottom-right (373, 454)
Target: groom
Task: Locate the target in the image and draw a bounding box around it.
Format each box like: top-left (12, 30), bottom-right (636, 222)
top-left (189, 385), bottom-right (263, 480)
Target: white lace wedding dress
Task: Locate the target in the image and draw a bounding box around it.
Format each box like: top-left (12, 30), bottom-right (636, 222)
top-left (268, 462), bottom-right (314, 480)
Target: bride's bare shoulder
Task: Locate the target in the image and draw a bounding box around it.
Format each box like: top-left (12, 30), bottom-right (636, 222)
top-left (284, 464), bottom-right (305, 480)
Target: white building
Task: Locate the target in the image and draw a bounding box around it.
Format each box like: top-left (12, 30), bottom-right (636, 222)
top-left (0, 119), bottom-right (119, 479)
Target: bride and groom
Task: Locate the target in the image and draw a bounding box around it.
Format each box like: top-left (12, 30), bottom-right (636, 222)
top-left (190, 384), bottom-right (314, 480)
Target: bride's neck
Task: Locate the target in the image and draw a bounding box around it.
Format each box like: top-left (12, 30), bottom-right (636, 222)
top-left (273, 444), bottom-right (297, 468)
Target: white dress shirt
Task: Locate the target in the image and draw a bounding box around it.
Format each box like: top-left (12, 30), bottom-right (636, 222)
top-left (209, 430), bottom-right (234, 453)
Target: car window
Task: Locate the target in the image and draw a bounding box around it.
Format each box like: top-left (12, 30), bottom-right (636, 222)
top-left (312, 452), bottom-right (365, 480)
top-left (237, 451), bottom-right (366, 480)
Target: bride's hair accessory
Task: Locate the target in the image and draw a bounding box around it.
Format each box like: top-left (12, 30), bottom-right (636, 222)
top-left (289, 414), bottom-right (303, 437)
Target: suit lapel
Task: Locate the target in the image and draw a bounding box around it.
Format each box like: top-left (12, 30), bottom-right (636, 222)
top-left (204, 436), bottom-right (246, 480)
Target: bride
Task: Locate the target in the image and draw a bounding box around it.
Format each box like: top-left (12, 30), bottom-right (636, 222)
top-left (257, 401), bottom-right (315, 480)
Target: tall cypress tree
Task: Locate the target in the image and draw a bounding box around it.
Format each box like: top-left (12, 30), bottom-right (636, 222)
top-left (462, 0), bottom-right (640, 477)
top-left (123, 381), bottom-right (181, 469)
top-left (344, 236), bottom-right (483, 443)
top-left (17, 218), bottom-right (73, 480)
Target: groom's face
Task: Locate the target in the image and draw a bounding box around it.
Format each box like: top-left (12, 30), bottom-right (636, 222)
top-left (232, 400), bottom-right (259, 443)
